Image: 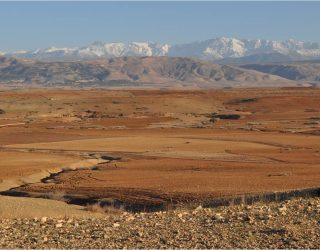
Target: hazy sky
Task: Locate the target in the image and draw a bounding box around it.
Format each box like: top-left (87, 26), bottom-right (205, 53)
top-left (1, 1), bottom-right (320, 52)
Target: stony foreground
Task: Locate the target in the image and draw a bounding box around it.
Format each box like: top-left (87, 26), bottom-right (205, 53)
top-left (1, 197), bottom-right (320, 249)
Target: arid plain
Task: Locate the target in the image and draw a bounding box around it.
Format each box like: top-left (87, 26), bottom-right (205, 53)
top-left (0, 87), bottom-right (320, 215)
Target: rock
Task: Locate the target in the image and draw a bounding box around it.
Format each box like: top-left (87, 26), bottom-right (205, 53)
top-left (125, 216), bottom-right (135, 222)
top-left (214, 213), bottom-right (224, 221)
top-left (40, 217), bottom-right (47, 223)
top-left (113, 223), bottom-right (120, 228)
top-left (279, 206), bottom-right (287, 212)
top-left (195, 205), bottom-right (203, 211)
top-left (160, 237), bottom-right (167, 244)
top-left (55, 223), bottom-right (63, 228)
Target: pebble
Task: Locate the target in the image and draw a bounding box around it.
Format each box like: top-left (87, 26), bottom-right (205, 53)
top-left (41, 217), bottom-right (47, 223)
top-left (55, 223), bottom-right (63, 228)
top-left (214, 213), bottom-right (224, 221)
top-left (0, 197), bottom-right (319, 249)
top-left (125, 216), bottom-right (135, 222)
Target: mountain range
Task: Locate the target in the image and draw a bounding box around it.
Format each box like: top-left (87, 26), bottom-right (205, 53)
top-left (0, 56), bottom-right (301, 88)
top-left (1, 37), bottom-right (320, 88)
top-left (4, 37), bottom-right (320, 63)
top-left (241, 60), bottom-right (320, 82)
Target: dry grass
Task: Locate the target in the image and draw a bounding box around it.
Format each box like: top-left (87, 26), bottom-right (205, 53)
top-left (85, 202), bottom-right (124, 215)
top-left (47, 191), bottom-right (68, 203)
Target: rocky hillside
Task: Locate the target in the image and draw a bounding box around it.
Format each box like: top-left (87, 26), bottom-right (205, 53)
top-left (0, 197), bottom-right (319, 248)
top-left (0, 56), bottom-right (297, 88)
top-left (217, 52), bottom-right (295, 65)
top-left (241, 61), bottom-right (320, 82)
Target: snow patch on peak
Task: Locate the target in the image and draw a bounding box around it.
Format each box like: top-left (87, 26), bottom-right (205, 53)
top-left (76, 41), bottom-right (170, 58)
top-left (4, 37), bottom-right (320, 61)
top-left (45, 47), bottom-right (76, 54)
top-left (169, 37), bottom-right (320, 60)
top-left (11, 50), bottom-right (27, 54)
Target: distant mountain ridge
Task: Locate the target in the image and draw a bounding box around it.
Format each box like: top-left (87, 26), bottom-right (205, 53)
top-left (0, 56), bottom-right (299, 88)
top-left (241, 61), bottom-right (320, 82)
top-left (4, 37), bottom-right (320, 63)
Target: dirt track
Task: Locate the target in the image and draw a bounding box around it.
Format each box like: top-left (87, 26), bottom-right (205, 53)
top-left (0, 88), bottom-right (319, 212)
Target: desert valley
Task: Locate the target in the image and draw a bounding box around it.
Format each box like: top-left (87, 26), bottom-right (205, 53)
top-left (0, 83), bottom-right (319, 247)
top-left (0, 87), bottom-right (320, 207)
top-left (1, 2), bottom-right (320, 246)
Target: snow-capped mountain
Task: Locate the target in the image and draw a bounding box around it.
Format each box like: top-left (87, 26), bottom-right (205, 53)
top-left (7, 42), bottom-right (171, 61)
top-left (11, 47), bottom-right (78, 60)
top-left (4, 37), bottom-right (320, 62)
top-left (76, 41), bottom-right (170, 59)
top-left (169, 37), bottom-right (320, 60)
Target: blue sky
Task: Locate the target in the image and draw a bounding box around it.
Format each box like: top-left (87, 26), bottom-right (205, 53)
top-left (1, 1), bottom-right (320, 52)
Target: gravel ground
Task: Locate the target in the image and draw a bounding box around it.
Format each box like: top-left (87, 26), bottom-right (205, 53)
top-left (1, 197), bottom-right (320, 249)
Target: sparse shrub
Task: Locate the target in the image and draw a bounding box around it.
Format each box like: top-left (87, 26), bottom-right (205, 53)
top-left (228, 98), bottom-right (258, 105)
top-left (47, 190), bottom-right (68, 202)
top-left (208, 113), bottom-right (241, 122)
top-left (86, 202), bottom-right (124, 214)
top-left (61, 166), bottom-right (74, 171)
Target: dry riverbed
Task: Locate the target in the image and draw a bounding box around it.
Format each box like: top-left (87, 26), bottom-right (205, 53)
top-left (1, 197), bottom-right (320, 249)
